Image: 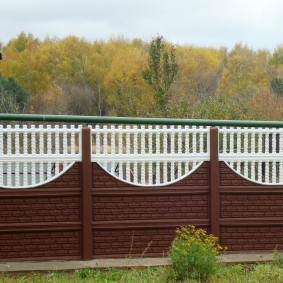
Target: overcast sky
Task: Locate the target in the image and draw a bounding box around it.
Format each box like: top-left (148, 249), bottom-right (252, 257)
top-left (1, 0), bottom-right (283, 50)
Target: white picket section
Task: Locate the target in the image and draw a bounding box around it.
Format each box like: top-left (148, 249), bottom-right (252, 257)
top-left (91, 124), bottom-right (210, 186)
top-left (0, 124), bottom-right (81, 188)
top-left (219, 127), bottom-right (283, 185)
top-left (2, 121), bottom-right (283, 188)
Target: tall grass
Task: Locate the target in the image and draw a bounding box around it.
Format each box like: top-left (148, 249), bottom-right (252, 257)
top-left (1, 260), bottom-right (283, 283)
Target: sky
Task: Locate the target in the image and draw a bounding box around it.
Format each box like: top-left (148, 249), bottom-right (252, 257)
top-left (1, 0), bottom-right (283, 50)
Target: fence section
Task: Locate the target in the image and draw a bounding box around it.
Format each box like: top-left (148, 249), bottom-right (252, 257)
top-left (0, 125), bottom-right (81, 188)
top-left (219, 127), bottom-right (283, 184)
top-left (91, 124), bottom-right (209, 186)
top-left (0, 116), bottom-right (283, 262)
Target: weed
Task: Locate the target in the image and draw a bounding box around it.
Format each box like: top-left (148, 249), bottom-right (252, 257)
top-left (168, 225), bottom-right (225, 282)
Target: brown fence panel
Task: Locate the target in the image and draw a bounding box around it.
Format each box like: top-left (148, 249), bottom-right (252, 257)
top-left (219, 161), bottom-right (283, 251)
top-left (92, 162), bottom-right (210, 258)
top-left (0, 163), bottom-right (82, 262)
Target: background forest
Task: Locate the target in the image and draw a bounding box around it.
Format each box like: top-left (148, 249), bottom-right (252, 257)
top-left (1, 32), bottom-right (283, 120)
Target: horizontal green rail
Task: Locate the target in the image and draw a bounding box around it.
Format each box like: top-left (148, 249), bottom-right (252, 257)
top-left (0, 113), bottom-right (283, 128)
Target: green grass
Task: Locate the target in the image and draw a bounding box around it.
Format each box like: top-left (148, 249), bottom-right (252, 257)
top-left (0, 263), bottom-right (283, 283)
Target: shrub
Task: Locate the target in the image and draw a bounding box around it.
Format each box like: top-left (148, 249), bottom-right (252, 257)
top-left (168, 225), bottom-right (224, 282)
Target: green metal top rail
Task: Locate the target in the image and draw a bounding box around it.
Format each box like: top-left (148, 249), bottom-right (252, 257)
top-left (0, 113), bottom-right (283, 128)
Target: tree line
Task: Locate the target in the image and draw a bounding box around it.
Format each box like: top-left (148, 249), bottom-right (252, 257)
top-left (0, 32), bottom-right (283, 120)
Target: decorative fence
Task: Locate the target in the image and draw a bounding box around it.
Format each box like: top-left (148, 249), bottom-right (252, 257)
top-left (0, 114), bottom-right (283, 262)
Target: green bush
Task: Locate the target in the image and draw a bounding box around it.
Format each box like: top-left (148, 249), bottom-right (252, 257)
top-left (168, 225), bottom-right (225, 282)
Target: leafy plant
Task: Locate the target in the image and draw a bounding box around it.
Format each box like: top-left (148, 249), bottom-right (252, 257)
top-left (168, 225), bottom-right (225, 282)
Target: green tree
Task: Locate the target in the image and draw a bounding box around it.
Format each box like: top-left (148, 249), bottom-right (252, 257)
top-left (0, 75), bottom-right (29, 112)
top-left (270, 77), bottom-right (283, 95)
top-left (142, 36), bottom-right (178, 117)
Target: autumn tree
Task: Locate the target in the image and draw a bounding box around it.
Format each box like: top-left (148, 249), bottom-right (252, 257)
top-left (142, 36), bottom-right (178, 117)
top-left (104, 40), bottom-right (152, 117)
top-left (217, 43), bottom-right (271, 98)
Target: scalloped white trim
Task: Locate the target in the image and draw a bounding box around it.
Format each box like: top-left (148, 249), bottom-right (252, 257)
top-left (224, 161), bottom-right (283, 186)
top-left (96, 161), bottom-right (205, 187)
top-left (0, 162), bottom-right (76, 189)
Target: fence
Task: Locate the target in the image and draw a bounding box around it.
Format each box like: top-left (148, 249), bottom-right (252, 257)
top-left (0, 114), bottom-right (283, 262)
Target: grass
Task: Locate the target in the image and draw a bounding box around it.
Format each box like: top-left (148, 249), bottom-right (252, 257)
top-left (0, 262), bottom-right (283, 283)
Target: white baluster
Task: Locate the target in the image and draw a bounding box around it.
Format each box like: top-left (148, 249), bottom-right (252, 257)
top-left (111, 125), bottom-right (115, 155)
top-left (280, 130), bottom-right (283, 154)
top-left (170, 161), bottom-right (174, 181)
top-left (236, 128), bottom-right (241, 154)
top-left (163, 125), bottom-right (167, 154)
top-left (170, 126), bottom-right (175, 154)
top-left (0, 163), bottom-right (3, 186)
top-left (0, 125), bottom-right (3, 155)
top-left (39, 125), bottom-right (44, 155)
top-left (47, 125), bottom-right (52, 155)
top-left (163, 161), bottom-right (168, 183)
top-left (265, 130), bottom-right (269, 154)
top-left (265, 161), bottom-right (270, 183)
top-left (7, 125), bottom-right (11, 155)
top-left (148, 161), bottom-right (153, 185)
top-left (156, 126), bottom-right (160, 155)
top-left (244, 161), bottom-right (248, 178)
top-left (258, 129), bottom-right (262, 154)
top-left (148, 125), bottom-right (153, 155)
top-left (55, 125), bottom-right (60, 155)
top-left (258, 161), bottom-right (262, 183)
top-left (126, 125), bottom-right (130, 154)
top-left (223, 129), bottom-right (227, 154)
top-left (236, 161), bottom-right (240, 172)
top-left (185, 125), bottom-right (189, 154)
top-left (133, 127), bottom-right (138, 183)
top-left (118, 128), bottom-right (123, 179)
top-left (15, 162), bottom-right (20, 187)
top-left (15, 125), bottom-right (20, 155)
top-left (7, 162), bottom-right (12, 187)
top-left (177, 126), bottom-right (182, 155)
top-left (55, 161), bottom-right (59, 175)
top-left (141, 161), bottom-right (145, 184)
top-left (192, 126), bottom-right (196, 155)
top-left (31, 162), bottom-right (36, 185)
top-left (244, 130), bottom-right (248, 154)
top-left (251, 161), bottom-right (255, 181)
top-left (39, 161), bottom-right (44, 183)
top-left (47, 161), bottom-right (52, 179)
top-left (23, 161), bottom-right (28, 186)
top-left (156, 161), bottom-right (160, 185)
top-left (71, 125), bottom-right (76, 155)
top-left (178, 161), bottom-right (182, 178)
top-left (103, 125), bottom-right (108, 154)
top-left (272, 161), bottom-right (276, 183)
top-left (134, 161), bottom-right (138, 183)
top-left (125, 127), bottom-right (131, 182)
top-left (229, 129), bottom-right (234, 154)
top-left (200, 126), bottom-right (204, 154)
top-left (272, 130), bottom-right (276, 154)
top-left (63, 125), bottom-right (67, 155)
top-left (280, 162), bottom-right (283, 183)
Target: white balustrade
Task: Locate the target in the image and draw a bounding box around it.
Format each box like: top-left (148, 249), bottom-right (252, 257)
top-left (0, 124), bottom-right (81, 188)
top-left (91, 124), bottom-right (210, 186)
top-left (219, 127), bottom-right (283, 185)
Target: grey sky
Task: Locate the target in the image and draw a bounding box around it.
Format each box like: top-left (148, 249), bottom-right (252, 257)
top-left (1, 0), bottom-right (283, 50)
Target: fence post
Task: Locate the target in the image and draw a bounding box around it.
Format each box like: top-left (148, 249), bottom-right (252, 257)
top-left (210, 127), bottom-right (220, 239)
top-left (82, 127), bottom-right (93, 260)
